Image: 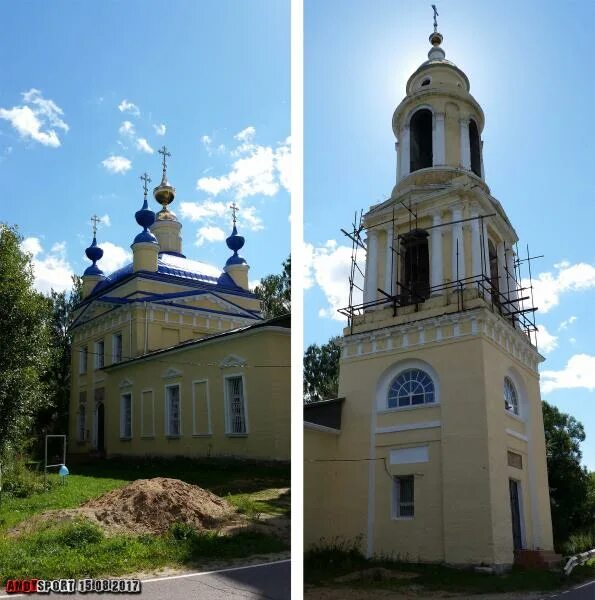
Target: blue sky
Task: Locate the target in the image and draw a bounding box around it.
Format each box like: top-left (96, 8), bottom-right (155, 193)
top-left (304, 0), bottom-right (595, 470)
top-left (0, 0), bottom-right (290, 293)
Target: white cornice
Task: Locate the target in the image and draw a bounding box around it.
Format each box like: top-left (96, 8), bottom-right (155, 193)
top-left (340, 307), bottom-right (542, 373)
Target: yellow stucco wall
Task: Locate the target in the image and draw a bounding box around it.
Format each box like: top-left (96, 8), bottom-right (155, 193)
top-left (70, 324), bottom-right (289, 461)
top-left (304, 306), bottom-right (554, 567)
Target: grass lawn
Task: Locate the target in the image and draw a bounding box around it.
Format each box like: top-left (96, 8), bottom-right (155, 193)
top-left (0, 457), bottom-right (290, 584)
top-left (304, 542), bottom-right (595, 596)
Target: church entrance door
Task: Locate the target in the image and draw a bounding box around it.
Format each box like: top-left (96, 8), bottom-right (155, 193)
top-left (509, 479), bottom-right (523, 550)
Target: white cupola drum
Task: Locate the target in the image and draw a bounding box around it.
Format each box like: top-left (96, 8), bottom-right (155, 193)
top-left (392, 22), bottom-right (485, 186)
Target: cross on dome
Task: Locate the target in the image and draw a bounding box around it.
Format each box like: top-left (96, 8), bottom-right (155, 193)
top-left (140, 172), bottom-right (152, 200)
top-left (230, 202), bottom-right (239, 226)
top-left (91, 214), bottom-right (100, 237)
top-left (158, 145), bottom-right (171, 177)
top-left (432, 4), bottom-right (439, 33)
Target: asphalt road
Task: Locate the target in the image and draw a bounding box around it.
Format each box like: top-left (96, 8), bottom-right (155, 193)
top-left (540, 579), bottom-right (595, 600)
top-left (0, 559), bottom-right (291, 600)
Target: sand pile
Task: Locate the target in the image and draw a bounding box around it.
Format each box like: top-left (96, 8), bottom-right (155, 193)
top-left (80, 477), bottom-right (234, 535)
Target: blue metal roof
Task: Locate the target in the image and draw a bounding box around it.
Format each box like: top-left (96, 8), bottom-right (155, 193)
top-left (91, 252), bottom-right (245, 296)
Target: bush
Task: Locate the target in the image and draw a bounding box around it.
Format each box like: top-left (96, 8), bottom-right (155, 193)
top-left (562, 528), bottom-right (595, 556)
top-left (0, 457), bottom-right (51, 498)
top-left (169, 522), bottom-right (196, 541)
top-left (305, 535), bottom-right (366, 575)
top-left (55, 521), bottom-right (104, 548)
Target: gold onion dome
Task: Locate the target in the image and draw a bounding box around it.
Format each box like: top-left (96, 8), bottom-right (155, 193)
top-left (153, 145), bottom-right (177, 221)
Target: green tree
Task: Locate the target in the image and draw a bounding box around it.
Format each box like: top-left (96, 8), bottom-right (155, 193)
top-left (35, 276), bottom-right (82, 436)
top-left (0, 224), bottom-right (52, 457)
top-left (543, 400), bottom-right (595, 548)
top-left (303, 337), bottom-right (341, 402)
top-left (254, 255), bottom-right (290, 318)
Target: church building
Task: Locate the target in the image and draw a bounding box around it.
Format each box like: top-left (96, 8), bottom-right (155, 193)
top-left (69, 148), bottom-right (290, 461)
top-left (304, 21), bottom-right (556, 568)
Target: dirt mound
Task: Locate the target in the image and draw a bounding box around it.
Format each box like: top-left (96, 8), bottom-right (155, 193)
top-left (79, 477), bottom-right (234, 535)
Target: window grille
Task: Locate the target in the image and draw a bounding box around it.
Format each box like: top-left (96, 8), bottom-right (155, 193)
top-left (226, 376), bottom-right (246, 434)
top-left (120, 393), bottom-right (132, 438)
top-left (167, 386), bottom-right (180, 436)
top-left (388, 369), bottom-right (435, 408)
top-left (394, 475), bottom-right (415, 518)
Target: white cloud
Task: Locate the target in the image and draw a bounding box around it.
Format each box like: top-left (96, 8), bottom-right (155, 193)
top-left (99, 214), bottom-right (111, 227)
top-left (234, 126), bottom-right (256, 142)
top-left (558, 316), bottom-right (577, 331)
top-left (102, 155), bottom-right (132, 174)
top-left (526, 261), bottom-right (595, 313)
top-left (118, 120), bottom-right (135, 137)
top-left (136, 137), bottom-right (153, 154)
top-left (201, 134), bottom-right (212, 146)
top-left (118, 99), bottom-right (140, 116)
top-left (0, 89), bottom-right (68, 148)
top-left (196, 128), bottom-right (291, 200)
top-left (20, 237), bottom-right (73, 293)
top-left (536, 324), bottom-right (558, 354)
top-left (195, 226), bottom-right (226, 247)
top-left (304, 240), bottom-right (362, 321)
top-left (249, 279), bottom-right (261, 291)
top-left (541, 354), bottom-right (595, 394)
top-left (98, 241), bottom-right (131, 274)
top-left (153, 123), bottom-right (166, 136)
top-left (180, 200), bottom-right (228, 221)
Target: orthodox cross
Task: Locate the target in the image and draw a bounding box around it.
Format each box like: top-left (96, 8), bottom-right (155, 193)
top-left (140, 172), bottom-right (151, 199)
top-left (431, 4), bottom-right (439, 33)
top-left (230, 202), bottom-right (239, 226)
top-left (91, 214), bottom-right (100, 237)
top-left (158, 145), bottom-right (171, 176)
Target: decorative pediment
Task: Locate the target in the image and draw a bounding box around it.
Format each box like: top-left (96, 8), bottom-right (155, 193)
top-left (118, 378), bottom-right (134, 389)
top-left (162, 367), bottom-right (183, 379)
top-left (219, 354), bottom-right (247, 369)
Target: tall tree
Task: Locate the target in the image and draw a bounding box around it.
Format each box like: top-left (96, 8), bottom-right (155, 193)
top-left (543, 401), bottom-right (595, 548)
top-left (254, 255), bottom-right (290, 318)
top-left (303, 337), bottom-right (341, 402)
top-left (0, 224), bottom-right (51, 457)
top-left (35, 276), bottom-right (82, 436)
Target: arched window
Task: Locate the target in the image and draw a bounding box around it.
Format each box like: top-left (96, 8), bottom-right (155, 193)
top-left (488, 239), bottom-right (499, 297)
top-left (410, 109), bottom-right (433, 172)
top-left (388, 368), bottom-right (435, 409)
top-left (400, 229), bottom-right (430, 304)
top-left (469, 119), bottom-right (481, 177)
top-left (504, 377), bottom-right (519, 415)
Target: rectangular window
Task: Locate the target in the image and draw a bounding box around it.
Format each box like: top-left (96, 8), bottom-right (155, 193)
top-left (225, 376), bottom-right (247, 434)
top-left (112, 333), bottom-right (123, 364)
top-left (120, 393), bottom-right (132, 439)
top-left (141, 390), bottom-right (154, 437)
top-left (94, 340), bottom-right (104, 370)
top-left (166, 385), bottom-right (181, 436)
top-left (192, 380), bottom-right (210, 435)
top-left (79, 347), bottom-right (88, 374)
top-left (78, 404), bottom-right (86, 441)
top-left (394, 475), bottom-right (415, 519)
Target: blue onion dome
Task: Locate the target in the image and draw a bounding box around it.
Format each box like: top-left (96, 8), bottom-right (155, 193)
top-left (134, 173), bottom-right (158, 244)
top-left (84, 236), bottom-right (104, 276)
top-left (225, 225), bottom-right (247, 266)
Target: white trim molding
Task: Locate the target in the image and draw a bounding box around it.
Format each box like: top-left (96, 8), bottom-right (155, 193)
top-left (304, 421), bottom-right (341, 435)
top-left (506, 428), bottom-right (529, 443)
top-left (376, 420), bottom-right (441, 435)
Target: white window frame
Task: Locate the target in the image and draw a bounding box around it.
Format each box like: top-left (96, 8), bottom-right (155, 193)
top-left (94, 340), bottom-right (105, 370)
top-left (164, 383), bottom-right (182, 437)
top-left (79, 346), bottom-right (88, 374)
top-left (120, 392), bottom-right (132, 439)
top-left (140, 388), bottom-right (155, 438)
top-left (192, 379), bottom-right (212, 436)
top-left (112, 332), bottom-right (123, 364)
top-left (393, 475), bottom-right (415, 520)
top-left (77, 404), bottom-right (86, 441)
top-left (224, 373), bottom-right (248, 435)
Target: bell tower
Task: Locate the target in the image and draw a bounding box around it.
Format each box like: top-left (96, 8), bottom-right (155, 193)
top-left (305, 11), bottom-right (556, 571)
